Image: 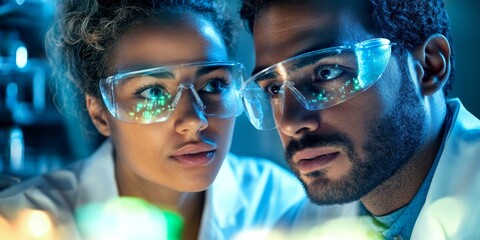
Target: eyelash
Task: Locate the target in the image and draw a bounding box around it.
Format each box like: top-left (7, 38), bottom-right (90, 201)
top-left (199, 76), bottom-right (231, 93)
top-left (132, 76), bottom-right (230, 95)
top-left (259, 80), bottom-right (282, 97)
top-left (134, 83), bottom-right (167, 97)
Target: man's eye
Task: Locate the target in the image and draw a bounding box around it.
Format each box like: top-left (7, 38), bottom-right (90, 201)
top-left (201, 78), bottom-right (228, 94)
top-left (138, 87), bottom-right (169, 100)
top-left (266, 83), bottom-right (282, 96)
top-left (315, 67), bottom-right (344, 81)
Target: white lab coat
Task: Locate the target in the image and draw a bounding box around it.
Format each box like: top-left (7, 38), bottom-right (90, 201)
top-left (0, 141), bottom-right (307, 240)
top-left (411, 99), bottom-right (480, 239)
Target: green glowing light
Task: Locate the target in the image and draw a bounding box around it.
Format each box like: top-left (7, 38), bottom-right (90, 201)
top-left (143, 111), bottom-right (153, 120)
top-left (312, 90), bottom-right (329, 102)
top-left (338, 86), bottom-right (346, 95)
top-left (148, 103), bottom-right (155, 111)
top-left (352, 78), bottom-right (361, 91)
top-left (75, 197), bottom-right (184, 240)
top-left (128, 92), bottom-right (175, 122)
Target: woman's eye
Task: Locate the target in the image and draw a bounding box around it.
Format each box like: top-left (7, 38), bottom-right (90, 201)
top-left (315, 67), bottom-right (344, 81)
top-left (202, 78), bottom-right (228, 94)
top-left (138, 87), bottom-right (169, 100)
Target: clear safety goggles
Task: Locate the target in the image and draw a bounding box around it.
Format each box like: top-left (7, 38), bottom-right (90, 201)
top-left (100, 61), bottom-right (245, 124)
top-left (240, 38), bottom-right (393, 130)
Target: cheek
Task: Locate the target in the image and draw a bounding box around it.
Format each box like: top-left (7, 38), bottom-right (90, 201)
top-left (109, 121), bottom-right (172, 162)
top-left (325, 87), bottom-right (385, 156)
top-left (372, 57), bottom-right (407, 112)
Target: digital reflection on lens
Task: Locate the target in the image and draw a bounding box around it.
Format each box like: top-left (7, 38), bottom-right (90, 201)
top-left (309, 77), bottom-right (362, 106)
top-left (129, 92), bottom-right (173, 122)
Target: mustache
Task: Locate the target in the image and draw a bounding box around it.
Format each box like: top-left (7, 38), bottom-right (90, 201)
top-left (285, 133), bottom-right (354, 162)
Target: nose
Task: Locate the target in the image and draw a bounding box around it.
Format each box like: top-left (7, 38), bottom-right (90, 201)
top-left (172, 87), bottom-right (208, 134)
top-left (278, 87), bottom-right (320, 138)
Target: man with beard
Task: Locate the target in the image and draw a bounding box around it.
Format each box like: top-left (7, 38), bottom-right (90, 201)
top-left (239, 0), bottom-right (480, 239)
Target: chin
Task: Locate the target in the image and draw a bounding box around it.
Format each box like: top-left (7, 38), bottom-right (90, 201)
top-left (175, 177), bottom-right (214, 192)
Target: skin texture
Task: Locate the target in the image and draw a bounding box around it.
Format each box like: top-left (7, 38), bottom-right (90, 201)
top-left (86, 13), bottom-right (235, 239)
top-left (252, 0), bottom-right (450, 215)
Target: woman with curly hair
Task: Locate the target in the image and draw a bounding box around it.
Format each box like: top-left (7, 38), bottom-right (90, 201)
top-left (0, 0), bottom-right (307, 239)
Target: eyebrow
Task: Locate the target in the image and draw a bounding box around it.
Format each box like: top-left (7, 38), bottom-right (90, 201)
top-left (291, 51), bottom-right (343, 71)
top-left (251, 41), bottom-right (341, 77)
top-left (147, 71), bottom-right (175, 79)
top-left (252, 41), bottom-right (342, 79)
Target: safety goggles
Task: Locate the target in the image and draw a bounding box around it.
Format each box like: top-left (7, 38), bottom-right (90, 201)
top-left (240, 38), bottom-right (393, 130)
top-left (99, 61), bottom-right (245, 124)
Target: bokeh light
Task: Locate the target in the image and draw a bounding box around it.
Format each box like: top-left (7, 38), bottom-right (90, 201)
top-left (27, 210), bottom-right (53, 238)
top-left (75, 197), bottom-right (184, 240)
top-left (233, 216), bottom-right (383, 240)
top-left (15, 45), bottom-right (28, 69)
top-left (13, 209), bottom-right (57, 240)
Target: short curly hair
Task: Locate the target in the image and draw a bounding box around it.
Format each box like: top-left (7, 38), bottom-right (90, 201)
top-left (240, 0), bottom-right (455, 96)
top-left (47, 0), bottom-right (240, 121)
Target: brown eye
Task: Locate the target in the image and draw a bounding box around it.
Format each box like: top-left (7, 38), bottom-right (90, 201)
top-left (137, 86), bottom-right (170, 100)
top-left (266, 84), bottom-right (282, 96)
top-left (315, 67), bottom-right (344, 81)
top-left (201, 78), bottom-right (228, 94)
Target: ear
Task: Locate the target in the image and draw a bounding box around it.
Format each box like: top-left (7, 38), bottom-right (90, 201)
top-left (412, 34), bottom-right (451, 96)
top-left (86, 95), bottom-right (111, 136)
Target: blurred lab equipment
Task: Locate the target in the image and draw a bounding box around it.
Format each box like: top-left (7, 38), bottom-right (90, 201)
top-left (1, 0), bottom-right (101, 190)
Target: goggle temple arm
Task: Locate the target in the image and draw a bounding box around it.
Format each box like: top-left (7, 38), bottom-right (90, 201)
top-left (172, 84), bottom-right (207, 114)
top-left (282, 81), bottom-right (321, 111)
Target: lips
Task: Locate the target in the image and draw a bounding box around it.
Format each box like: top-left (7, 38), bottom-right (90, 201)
top-left (171, 142), bottom-right (216, 166)
top-left (293, 147), bottom-right (340, 174)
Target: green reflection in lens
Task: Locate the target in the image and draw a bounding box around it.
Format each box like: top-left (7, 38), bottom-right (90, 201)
top-left (128, 92), bottom-right (173, 121)
top-left (136, 102), bottom-right (144, 111)
top-left (312, 90), bottom-right (329, 103)
top-left (345, 78), bottom-right (362, 96)
top-left (339, 85), bottom-right (346, 99)
top-left (310, 77), bottom-right (363, 104)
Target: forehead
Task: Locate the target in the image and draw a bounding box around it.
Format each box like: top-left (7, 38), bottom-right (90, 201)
top-left (253, 0), bottom-right (374, 69)
top-left (110, 14), bottom-right (227, 73)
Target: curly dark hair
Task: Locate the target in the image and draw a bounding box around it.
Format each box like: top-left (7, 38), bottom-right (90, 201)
top-left (46, 0), bottom-right (240, 122)
top-left (240, 0), bottom-right (455, 96)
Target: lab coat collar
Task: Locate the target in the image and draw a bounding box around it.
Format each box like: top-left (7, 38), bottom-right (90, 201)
top-left (75, 140), bottom-right (119, 207)
top-left (199, 153), bottom-right (247, 239)
top-left (411, 99), bottom-right (480, 239)
top-left (423, 99), bottom-right (479, 200)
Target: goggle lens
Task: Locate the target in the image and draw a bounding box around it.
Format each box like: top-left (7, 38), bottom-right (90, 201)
top-left (100, 62), bottom-right (245, 124)
top-left (241, 38), bottom-right (393, 130)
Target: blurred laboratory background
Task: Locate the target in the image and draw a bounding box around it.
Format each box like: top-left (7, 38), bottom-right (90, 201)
top-left (1, 0), bottom-right (479, 189)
